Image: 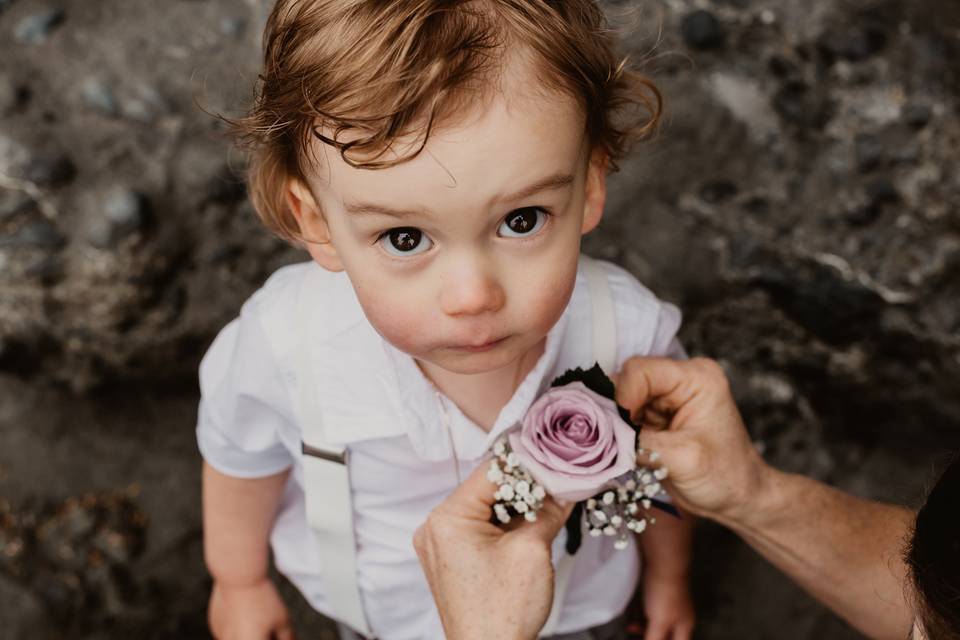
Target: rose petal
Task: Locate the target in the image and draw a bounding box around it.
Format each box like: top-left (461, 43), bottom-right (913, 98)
top-left (508, 381), bottom-right (639, 502)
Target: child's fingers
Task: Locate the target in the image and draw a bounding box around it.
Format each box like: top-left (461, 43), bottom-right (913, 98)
top-left (671, 625), bottom-right (693, 640)
top-left (271, 624), bottom-right (295, 640)
top-left (642, 621), bottom-right (670, 640)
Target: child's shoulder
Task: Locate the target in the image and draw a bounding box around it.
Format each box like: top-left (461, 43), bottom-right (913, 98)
top-left (578, 256), bottom-right (665, 315)
top-left (237, 261), bottom-right (349, 354)
top-left (575, 255), bottom-right (683, 359)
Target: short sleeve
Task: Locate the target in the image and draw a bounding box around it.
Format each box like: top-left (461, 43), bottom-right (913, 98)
top-left (196, 309), bottom-right (297, 479)
top-left (649, 302), bottom-right (688, 360)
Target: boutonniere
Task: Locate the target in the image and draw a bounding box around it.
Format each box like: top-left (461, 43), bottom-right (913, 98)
top-left (487, 364), bottom-right (676, 554)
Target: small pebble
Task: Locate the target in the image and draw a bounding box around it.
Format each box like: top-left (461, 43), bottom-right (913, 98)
top-left (845, 202), bottom-right (881, 227)
top-left (81, 78), bottom-right (118, 116)
top-left (14, 8), bottom-right (66, 44)
top-left (0, 221), bottom-right (65, 249)
top-left (865, 178), bottom-right (899, 206)
top-left (699, 180), bottom-right (739, 204)
top-left (816, 27), bottom-right (887, 64)
top-left (85, 187), bottom-right (151, 249)
top-left (902, 103), bottom-right (931, 129)
top-left (772, 81), bottom-right (830, 128)
top-left (21, 152), bottom-right (76, 186)
top-left (681, 10), bottom-right (725, 51)
top-left (855, 134), bottom-right (884, 173)
top-left (0, 190), bottom-right (32, 220)
top-left (219, 17), bottom-right (246, 38)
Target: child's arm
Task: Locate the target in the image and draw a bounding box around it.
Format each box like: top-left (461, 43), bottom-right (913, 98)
top-left (202, 461), bottom-right (294, 640)
top-left (637, 509), bottom-right (695, 640)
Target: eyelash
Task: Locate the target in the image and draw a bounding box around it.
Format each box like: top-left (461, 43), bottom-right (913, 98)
top-left (374, 207), bottom-right (552, 258)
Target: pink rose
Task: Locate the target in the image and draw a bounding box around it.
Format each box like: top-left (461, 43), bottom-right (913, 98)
top-left (508, 381), bottom-right (637, 503)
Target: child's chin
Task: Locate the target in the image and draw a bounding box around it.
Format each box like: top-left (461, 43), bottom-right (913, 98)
top-left (428, 348), bottom-right (516, 376)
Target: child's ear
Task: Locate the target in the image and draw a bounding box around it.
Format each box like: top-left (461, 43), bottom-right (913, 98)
top-left (580, 150), bottom-right (608, 235)
top-left (286, 178), bottom-right (344, 272)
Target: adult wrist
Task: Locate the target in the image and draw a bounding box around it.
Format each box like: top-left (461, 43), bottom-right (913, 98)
top-left (716, 460), bottom-right (790, 534)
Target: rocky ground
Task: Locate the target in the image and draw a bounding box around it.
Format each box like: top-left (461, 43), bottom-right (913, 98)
top-left (0, 0), bottom-right (958, 638)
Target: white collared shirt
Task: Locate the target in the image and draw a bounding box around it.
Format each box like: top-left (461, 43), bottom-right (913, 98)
top-left (197, 256), bottom-right (684, 639)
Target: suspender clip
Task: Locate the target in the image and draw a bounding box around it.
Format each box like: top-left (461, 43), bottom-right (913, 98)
top-left (302, 441), bottom-right (348, 465)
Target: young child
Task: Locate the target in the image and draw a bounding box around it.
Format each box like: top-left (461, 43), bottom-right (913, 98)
top-left (198, 1), bottom-right (694, 639)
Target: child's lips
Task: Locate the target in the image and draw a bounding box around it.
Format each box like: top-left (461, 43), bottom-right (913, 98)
top-left (449, 336), bottom-right (507, 353)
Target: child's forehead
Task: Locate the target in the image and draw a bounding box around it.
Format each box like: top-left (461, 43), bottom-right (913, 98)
top-left (305, 85), bottom-right (588, 205)
top-left (304, 53), bottom-right (588, 184)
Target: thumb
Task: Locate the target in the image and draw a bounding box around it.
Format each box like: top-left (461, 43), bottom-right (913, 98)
top-left (637, 427), bottom-right (682, 466)
top-left (522, 497), bottom-right (576, 544)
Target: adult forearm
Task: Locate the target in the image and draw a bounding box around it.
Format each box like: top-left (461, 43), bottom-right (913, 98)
top-left (202, 462), bottom-right (291, 586)
top-left (721, 468), bottom-right (914, 640)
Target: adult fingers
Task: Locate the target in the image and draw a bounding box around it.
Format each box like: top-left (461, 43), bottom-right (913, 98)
top-left (615, 358), bottom-right (699, 423)
top-left (437, 458), bottom-right (500, 520)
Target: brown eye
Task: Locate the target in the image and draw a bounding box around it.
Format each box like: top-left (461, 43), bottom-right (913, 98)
top-left (499, 207), bottom-right (548, 237)
top-left (379, 227), bottom-right (432, 256)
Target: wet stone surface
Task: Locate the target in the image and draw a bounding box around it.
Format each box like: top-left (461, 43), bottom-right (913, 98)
top-left (0, 0), bottom-right (958, 638)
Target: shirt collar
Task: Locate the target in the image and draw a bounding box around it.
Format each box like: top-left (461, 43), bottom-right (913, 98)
top-left (302, 265), bottom-right (574, 461)
top-left (380, 305), bottom-right (571, 461)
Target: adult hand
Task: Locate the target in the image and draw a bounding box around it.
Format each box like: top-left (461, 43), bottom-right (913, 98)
top-left (414, 461), bottom-right (574, 640)
top-left (615, 357), bottom-right (768, 525)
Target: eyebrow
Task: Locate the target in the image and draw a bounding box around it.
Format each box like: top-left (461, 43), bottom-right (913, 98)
top-left (342, 172), bottom-right (575, 219)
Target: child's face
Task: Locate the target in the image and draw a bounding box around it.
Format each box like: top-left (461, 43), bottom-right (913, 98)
top-left (289, 77), bottom-right (606, 377)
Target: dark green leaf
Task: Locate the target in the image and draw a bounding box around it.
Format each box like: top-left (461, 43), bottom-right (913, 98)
top-left (564, 502), bottom-right (584, 555)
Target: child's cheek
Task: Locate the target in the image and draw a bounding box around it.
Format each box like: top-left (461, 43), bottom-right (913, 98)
top-left (353, 287), bottom-right (429, 355)
top-left (524, 257), bottom-right (579, 334)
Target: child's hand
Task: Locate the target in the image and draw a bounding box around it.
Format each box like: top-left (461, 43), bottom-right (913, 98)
top-left (208, 578), bottom-right (295, 640)
top-left (638, 571), bottom-right (695, 640)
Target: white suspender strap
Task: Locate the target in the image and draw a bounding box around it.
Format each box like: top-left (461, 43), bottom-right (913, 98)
top-left (582, 256), bottom-right (618, 372)
top-left (297, 297), bottom-right (374, 637)
top-left (540, 256), bottom-right (617, 638)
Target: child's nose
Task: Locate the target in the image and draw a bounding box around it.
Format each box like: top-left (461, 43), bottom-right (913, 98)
top-left (439, 260), bottom-right (506, 317)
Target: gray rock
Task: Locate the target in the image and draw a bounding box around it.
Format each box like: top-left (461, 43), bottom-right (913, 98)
top-left (85, 187), bottom-right (151, 249)
top-left (120, 85), bottom-right (167, 122)
top-left (13, 7), bottom-right (66, 44)
top-left (0, 189), bottom-right (32, 220)
top-left (816, 27), bottom-right (887, 64)
top-left (0, 221), bottom-right (65, 249)
top-left (81, 77), bottom-right (118, 116)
